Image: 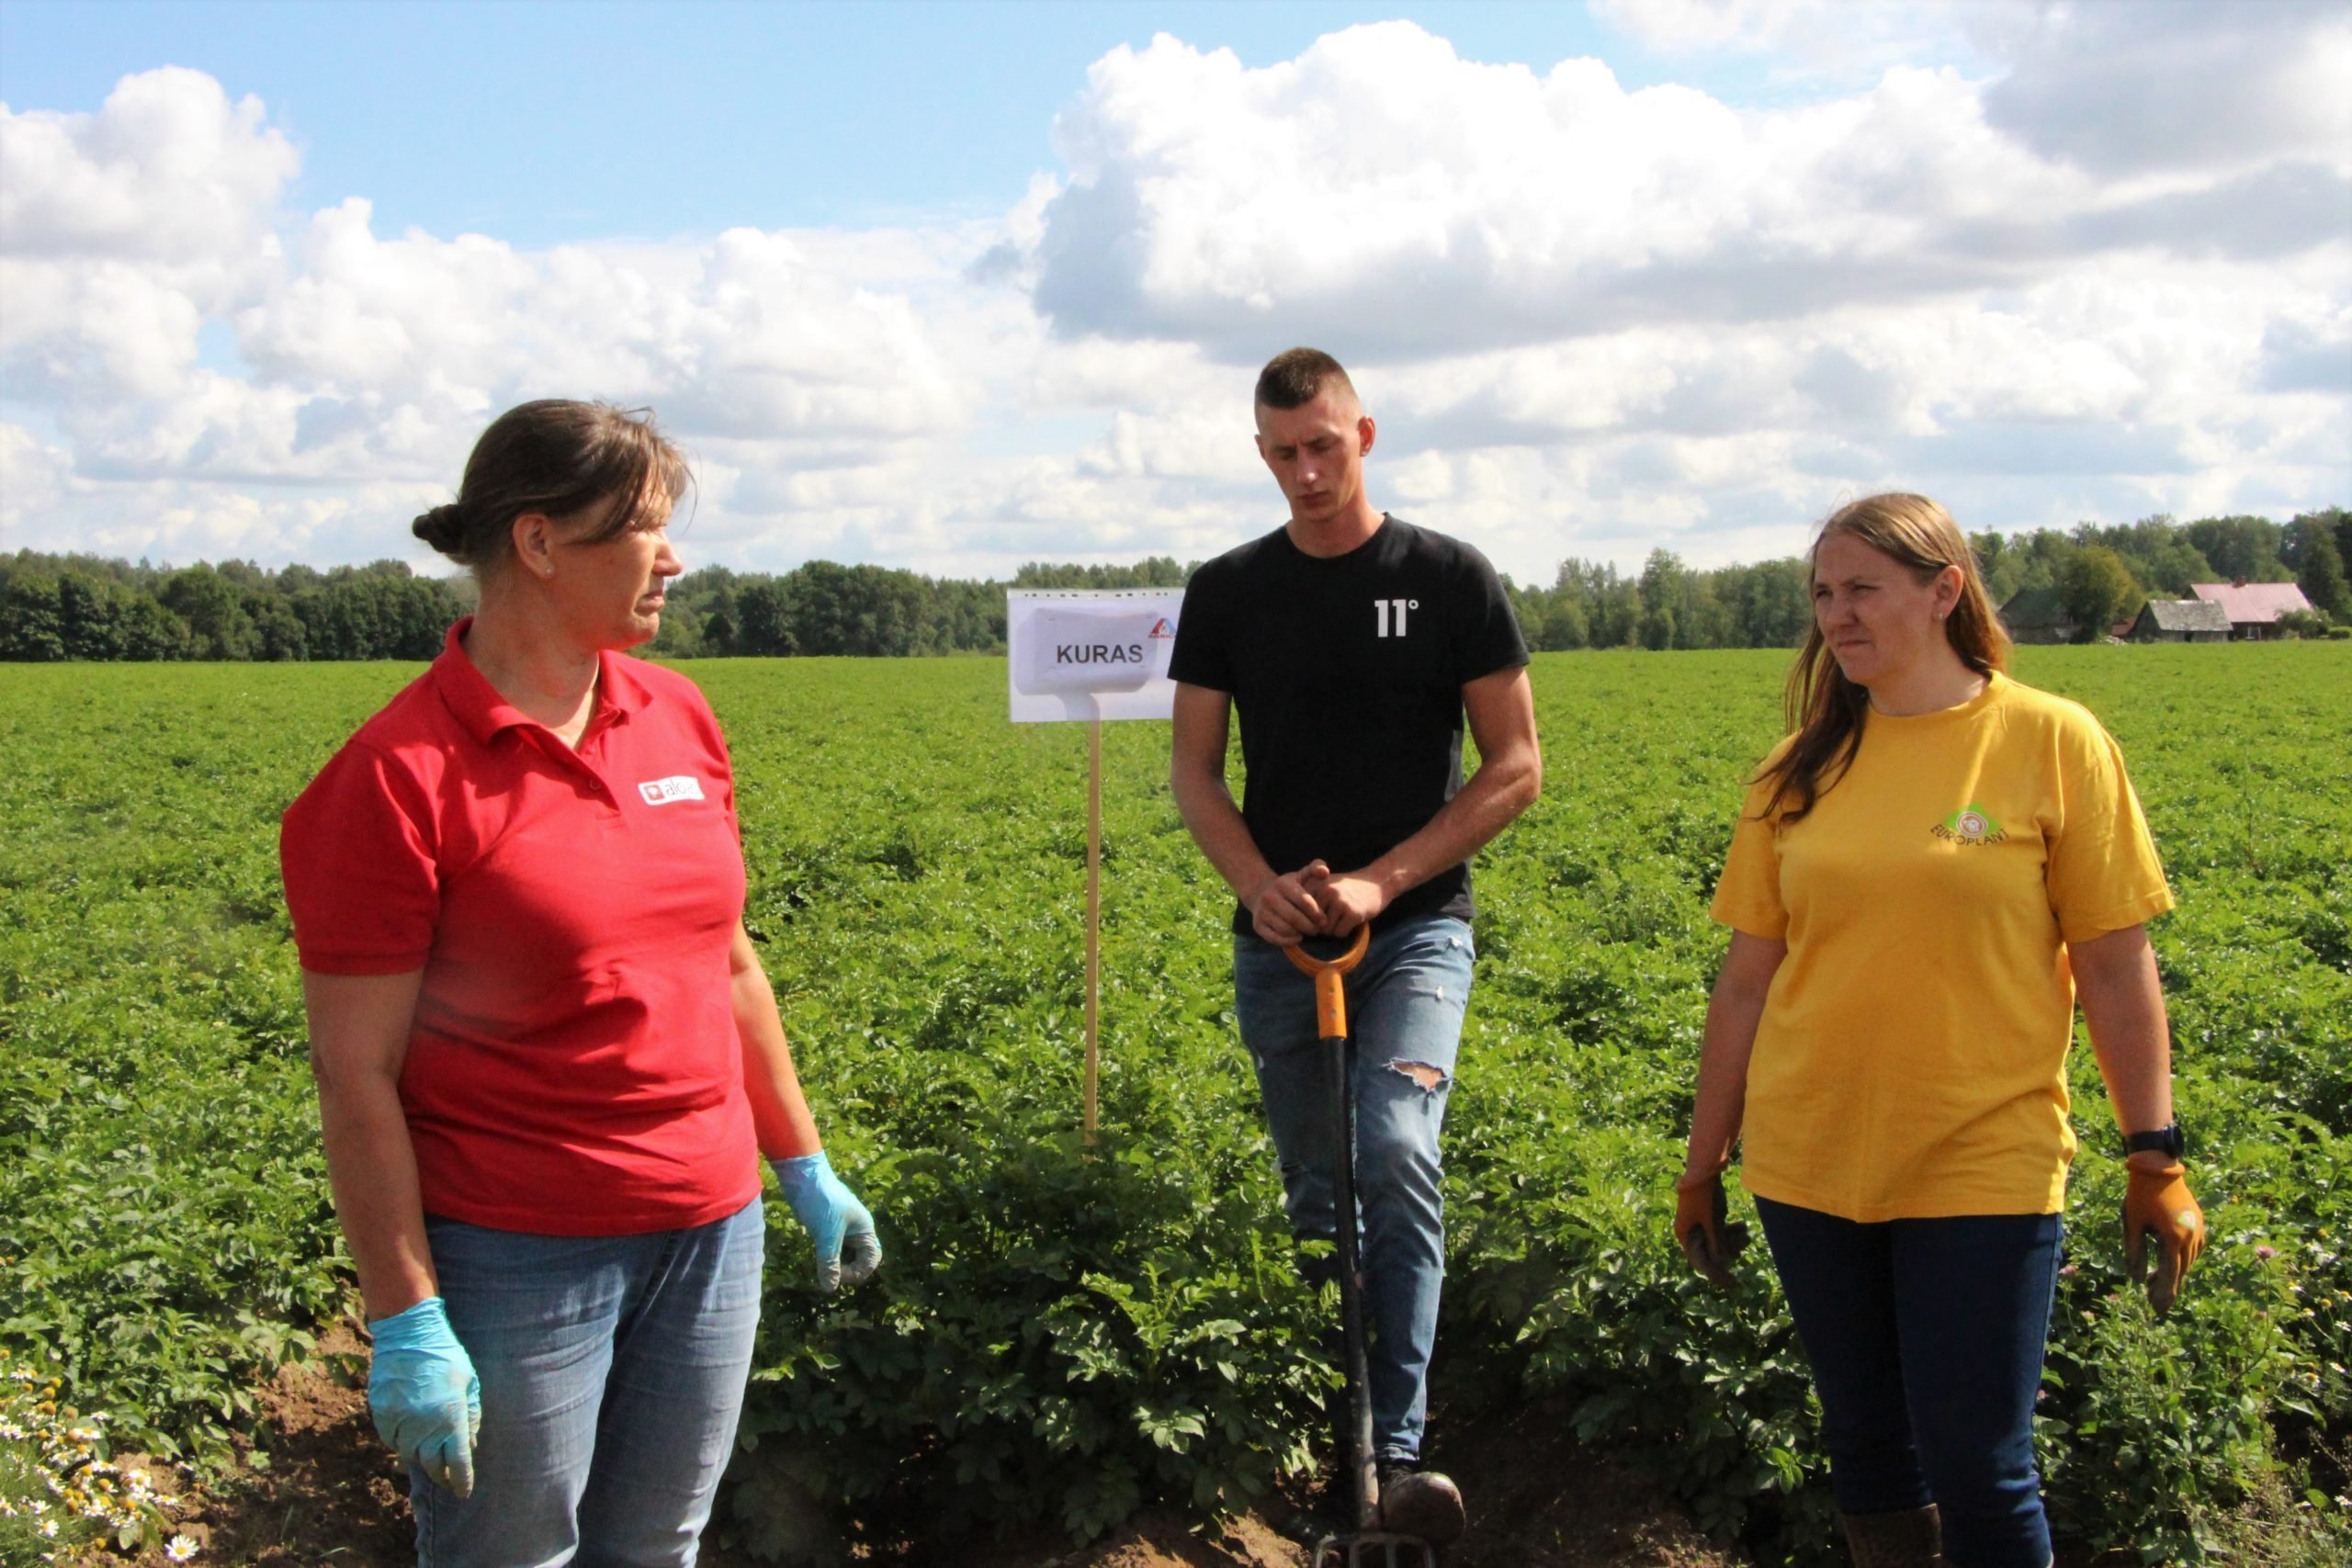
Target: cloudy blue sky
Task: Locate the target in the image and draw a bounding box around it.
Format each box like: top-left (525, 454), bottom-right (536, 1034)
top-left (2, 0), bottom-right (2346, 582)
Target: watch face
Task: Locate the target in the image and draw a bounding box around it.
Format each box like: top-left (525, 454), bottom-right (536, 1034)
top-left (2129, 1123), bottom-right (2184, 1158)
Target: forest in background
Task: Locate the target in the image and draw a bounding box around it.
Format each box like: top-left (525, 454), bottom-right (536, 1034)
top-left (3, 507), bottom-right (2346, 662)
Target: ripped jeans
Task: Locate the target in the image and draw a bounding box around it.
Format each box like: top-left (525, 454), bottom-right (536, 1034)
top-left (1233, 915), bottom-right (1475, 1463)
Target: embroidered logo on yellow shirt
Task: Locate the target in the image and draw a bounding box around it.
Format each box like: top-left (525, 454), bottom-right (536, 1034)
top-left (1932, 804), bottom-right (2007, 846)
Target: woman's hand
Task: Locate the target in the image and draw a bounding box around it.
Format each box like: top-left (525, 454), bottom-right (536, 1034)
top-left (367, 1296), bottom-right (481, 1496)
top-left (2123, 1154), bottom-right (2204, 1313)
top-left (1673, 1168), bottom-right (1751, 1289)
top-left (771, 1151), bottom-right (883, 1293)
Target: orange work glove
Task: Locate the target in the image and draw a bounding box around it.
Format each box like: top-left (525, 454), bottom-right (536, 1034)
top-left (2123, 1157), bottom-right (2204, 1314)
top-left (1674, 1172), bottom-right (1751, 1289)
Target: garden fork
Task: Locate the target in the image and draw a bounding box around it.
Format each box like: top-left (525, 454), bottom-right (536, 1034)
top-left (1286, 924), bottom-right (1442, 1568)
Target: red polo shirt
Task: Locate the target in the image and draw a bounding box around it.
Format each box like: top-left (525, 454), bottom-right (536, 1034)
top-left (281, 619), bottom-right (760, 1235)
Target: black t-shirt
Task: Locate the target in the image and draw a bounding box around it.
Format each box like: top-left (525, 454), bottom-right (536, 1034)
top-left (1170, 515), bottom-right (1530, 936)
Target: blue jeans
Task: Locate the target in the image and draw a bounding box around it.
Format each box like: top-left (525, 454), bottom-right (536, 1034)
top-left (1233, 915), bottom-right (1475, 1463)
top-left (1755, 1196), bottom-right (2064, 1568)
top-left (411, 1199), bottom-right (765, 1567)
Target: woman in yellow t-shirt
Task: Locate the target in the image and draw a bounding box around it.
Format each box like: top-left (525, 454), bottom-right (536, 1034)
top-left (1675, 493), bottom-right (2205, 1568)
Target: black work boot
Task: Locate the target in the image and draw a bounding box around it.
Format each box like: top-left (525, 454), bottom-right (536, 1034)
top-left (1840, 1504), bottom-right (1943, 1567)
top-left (1376, 1456), bottom-right (1466, 1543)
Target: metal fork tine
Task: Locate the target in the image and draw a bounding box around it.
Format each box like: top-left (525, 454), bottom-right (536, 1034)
top-left (1314, 1534), bottom-right (1440, 1568)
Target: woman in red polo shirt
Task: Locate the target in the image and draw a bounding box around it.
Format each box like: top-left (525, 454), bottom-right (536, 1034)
top-left (280, 400), bottom-right (877, 1564)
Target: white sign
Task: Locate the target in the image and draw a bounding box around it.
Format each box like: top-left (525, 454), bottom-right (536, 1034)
top-left (1007, 589), bottom-right (1186, 723)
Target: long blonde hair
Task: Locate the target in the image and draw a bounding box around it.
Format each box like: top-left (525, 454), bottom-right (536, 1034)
top-left (1756, 492), bottom-right (2009, 823)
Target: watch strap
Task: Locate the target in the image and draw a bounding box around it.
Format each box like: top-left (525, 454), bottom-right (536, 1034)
top-left (2123, 1122), bottom-right (2185, 1159)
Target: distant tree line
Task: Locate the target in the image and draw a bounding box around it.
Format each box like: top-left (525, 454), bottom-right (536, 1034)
top-left (0, 555), bottom-right (470, 662)
top-left (4, 511), bottom-right (2343, 662)
top-left (638, 557), bottom-right (1191, 659)
top-left (1509, 508), bottom-right (2350, 649)
top-left (0, 550), bottom-right (1194, 663)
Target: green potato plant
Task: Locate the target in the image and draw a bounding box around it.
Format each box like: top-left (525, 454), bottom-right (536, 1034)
top-left (0, 642), bottom-right (2345, 1564)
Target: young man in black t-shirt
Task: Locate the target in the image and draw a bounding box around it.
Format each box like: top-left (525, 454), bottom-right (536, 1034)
top-left (1168, 348), bottom-right (1542, 1540)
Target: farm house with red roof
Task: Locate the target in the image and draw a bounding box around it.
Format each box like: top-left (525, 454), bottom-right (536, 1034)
top-left (2188, 581), bottom-right (2314, 640)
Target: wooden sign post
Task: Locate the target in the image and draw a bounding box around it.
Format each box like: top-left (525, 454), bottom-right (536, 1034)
top-left (1005, 589), bottom-right (1187, 1142)
top-left (1084, 716), bottom-right (1102, 1137)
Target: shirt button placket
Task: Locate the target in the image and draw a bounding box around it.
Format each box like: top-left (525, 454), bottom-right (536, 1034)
top-left (580, 714), bottom-right (628, 818)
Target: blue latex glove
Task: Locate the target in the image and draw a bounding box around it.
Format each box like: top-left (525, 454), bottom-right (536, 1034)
top-left (770, 1150), bottom-right (882, 1293)
top-left (367, 1296), bottom-right (482, 1497)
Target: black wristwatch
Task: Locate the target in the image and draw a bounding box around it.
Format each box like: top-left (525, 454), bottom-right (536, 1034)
top-left (2123, 1122), bottom-right (2185, 1160)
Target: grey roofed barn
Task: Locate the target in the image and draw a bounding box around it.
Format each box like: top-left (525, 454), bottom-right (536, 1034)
top-left (2127, 599), bottom-right (2233, 642)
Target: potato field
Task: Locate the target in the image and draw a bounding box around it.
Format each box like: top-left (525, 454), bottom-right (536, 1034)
top-left (3, 644), bottom-right (2347, 1565)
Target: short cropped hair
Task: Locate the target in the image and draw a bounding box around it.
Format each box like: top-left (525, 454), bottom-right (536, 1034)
top-left (1255, 347), bottom-right (1356, 411)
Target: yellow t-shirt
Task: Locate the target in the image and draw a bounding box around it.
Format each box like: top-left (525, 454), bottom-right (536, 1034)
top-left (1710, 671), bottom-right (2174, 1222)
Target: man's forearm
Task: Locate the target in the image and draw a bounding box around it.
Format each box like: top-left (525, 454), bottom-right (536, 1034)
top-left (1170, 764), bottom-right (1277, 903)
top-left (1358, 741), bottom-right (1541, 901)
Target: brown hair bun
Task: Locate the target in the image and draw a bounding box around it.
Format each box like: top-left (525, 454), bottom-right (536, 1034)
top-left (412, 502), bottom-right (469, 557)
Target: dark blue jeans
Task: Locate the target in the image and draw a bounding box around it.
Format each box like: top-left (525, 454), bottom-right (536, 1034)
top-left (1755, 1196), bottom-right (2063, 1568)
